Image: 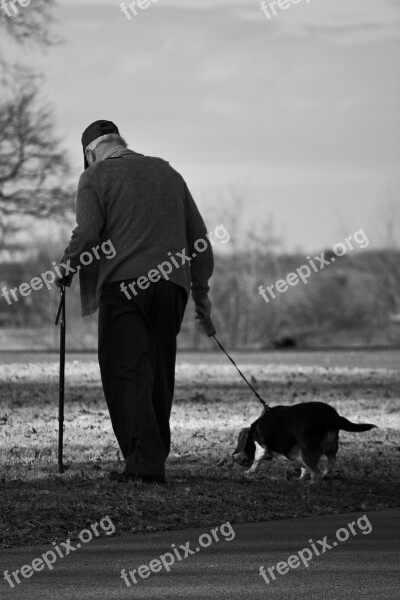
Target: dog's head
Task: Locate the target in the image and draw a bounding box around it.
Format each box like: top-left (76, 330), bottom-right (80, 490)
top-left (232, 427), bottom-right (256, 467)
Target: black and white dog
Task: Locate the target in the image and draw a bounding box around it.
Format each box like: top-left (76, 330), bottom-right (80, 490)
top-left (233, 402), bottom-right (376, 482)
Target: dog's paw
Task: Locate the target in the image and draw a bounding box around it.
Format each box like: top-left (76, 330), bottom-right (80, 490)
top-left (243, 469), bottom-right (256, 479)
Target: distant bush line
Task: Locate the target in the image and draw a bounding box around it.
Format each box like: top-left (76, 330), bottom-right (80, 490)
top-left (1, 248), bottom-right (400, 349)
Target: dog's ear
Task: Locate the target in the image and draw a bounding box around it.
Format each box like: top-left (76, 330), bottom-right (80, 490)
top-left (233, 427), bottom-right (253, 456)
top-left (243, 427), bottom-right (256, 459)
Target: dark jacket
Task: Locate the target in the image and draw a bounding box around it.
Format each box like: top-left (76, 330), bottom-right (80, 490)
top-left (62, 149), bottom-right (214, 316)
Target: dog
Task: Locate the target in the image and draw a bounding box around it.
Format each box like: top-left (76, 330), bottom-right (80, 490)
top-left (233, 402), bottom-right (376, 482)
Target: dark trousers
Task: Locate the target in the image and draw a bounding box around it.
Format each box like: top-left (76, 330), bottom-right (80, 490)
top-left (98, 279), bottom-right (187, 477)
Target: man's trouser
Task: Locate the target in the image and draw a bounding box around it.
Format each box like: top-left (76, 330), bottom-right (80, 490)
top-left (98, 279), bottom-right (187, 478)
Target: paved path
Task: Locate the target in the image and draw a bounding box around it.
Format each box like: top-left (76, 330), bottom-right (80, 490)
top-left (1, 509), bottom-right (399, 599)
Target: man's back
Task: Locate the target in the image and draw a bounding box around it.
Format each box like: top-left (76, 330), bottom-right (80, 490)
top-left (68, 148), bottom-right (213, 315)
top-left (92, 151), bottom-right (188, 262)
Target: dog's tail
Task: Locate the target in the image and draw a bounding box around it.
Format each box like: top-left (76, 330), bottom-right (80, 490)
top-left (338, 416), bottom-right (377, 432)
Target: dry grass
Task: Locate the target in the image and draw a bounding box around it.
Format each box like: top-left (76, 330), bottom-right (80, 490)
top-left (0, 357), bottom-right (399, 549)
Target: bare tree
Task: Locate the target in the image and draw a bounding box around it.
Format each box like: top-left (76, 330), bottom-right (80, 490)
top-left (0, 0), bottom-right (55, 51)
top-left (0, 2), bottom-right (74, 247)
top-left (0, 71), bottom-right (73, 222)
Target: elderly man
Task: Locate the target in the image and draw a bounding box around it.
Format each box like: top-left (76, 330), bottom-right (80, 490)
top-left (58, 120), bottom-right (215, 483)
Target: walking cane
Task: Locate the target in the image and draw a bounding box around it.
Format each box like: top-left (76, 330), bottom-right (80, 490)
top-left (55, 285), bottom-right (66, 473)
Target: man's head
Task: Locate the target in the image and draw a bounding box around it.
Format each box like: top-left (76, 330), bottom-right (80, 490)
top-left (81, 120), bottom-right (127, 169)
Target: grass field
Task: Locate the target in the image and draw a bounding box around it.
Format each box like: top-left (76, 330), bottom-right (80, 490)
top-left (0, 351), bottom-right (399, 549)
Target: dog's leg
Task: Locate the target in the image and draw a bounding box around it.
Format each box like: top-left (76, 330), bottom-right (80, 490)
top-left (301, 449), bottom-right (321, 484)
top-left (244, 442), bottom-right (266, 477)
top-left (298, 467), bottom-right (308, 480)
top-left (322, 453), bottom-right (336, 479)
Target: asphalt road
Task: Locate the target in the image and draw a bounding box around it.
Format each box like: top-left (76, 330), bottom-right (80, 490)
top-left (1, 509), bottom-right (398, 600)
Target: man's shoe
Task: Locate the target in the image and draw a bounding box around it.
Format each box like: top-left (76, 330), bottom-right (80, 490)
top-left (109, 471), bottom-right (166, 484)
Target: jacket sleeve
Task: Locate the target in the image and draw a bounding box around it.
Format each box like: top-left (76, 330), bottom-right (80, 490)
top-left (185, 184), bottom-right (214, 302)
top-left (61, 171), bottom-right (105, 270)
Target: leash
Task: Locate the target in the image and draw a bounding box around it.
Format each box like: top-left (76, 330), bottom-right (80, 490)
top-left (212, 335), bottom-right (269, 409)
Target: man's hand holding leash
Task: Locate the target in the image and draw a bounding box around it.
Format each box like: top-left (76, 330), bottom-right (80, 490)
top-left (195, 297), bottom-right (216, 337)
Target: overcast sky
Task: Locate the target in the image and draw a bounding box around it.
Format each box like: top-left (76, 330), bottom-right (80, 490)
top-left (3, 0), bottom-right (400, 251)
